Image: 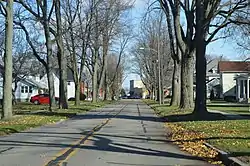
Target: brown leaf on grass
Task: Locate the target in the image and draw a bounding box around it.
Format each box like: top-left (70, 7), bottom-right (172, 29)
top-left (0, 115), bottom-right (67, 126)
top-left (165, 123), bottom-right (223, 165)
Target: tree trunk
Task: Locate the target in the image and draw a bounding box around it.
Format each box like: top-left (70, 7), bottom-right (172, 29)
top-left (2, 0), bottom-right (13, 120)
top-left (43, 5), bottom-right (55, 111)
top-left (150, 86), bottom-right (154, 100)
top-left (98, 35), bottom-right (108, 99)
top-left (75, 81), bottom-right (80, 105)
top-left (103, 72), bottom-right (108, 100)
top-left (193, 0), bottom-right (208, 116)
top-left (46, 66), bottom-right (55, 111)
top-left (92, 50), bottom-right (98, 103)
top-left (170, 60), bottom-right (181, 106)
top-left (55, 0), bottom-right (68, 109)
top-left (179, 53), bottom-right (194, 109)
top-left (92, 4), bottom-right (99, 103)
top-left (86, 82), bottom-right (89, 100)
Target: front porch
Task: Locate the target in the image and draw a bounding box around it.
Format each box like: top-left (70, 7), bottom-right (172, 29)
top-left (235, 74), bottom-right (250, 102)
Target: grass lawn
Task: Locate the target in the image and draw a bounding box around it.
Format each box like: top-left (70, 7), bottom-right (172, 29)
top-left (0, 100), bottom-right (114, 136)
top-left (144, 99), bottom-right (250, 165)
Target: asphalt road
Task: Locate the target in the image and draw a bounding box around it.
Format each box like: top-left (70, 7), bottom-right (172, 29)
top-left (0, 100), bottom-right (211, 166)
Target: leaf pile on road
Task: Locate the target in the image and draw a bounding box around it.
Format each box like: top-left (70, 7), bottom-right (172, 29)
top-left (166, 122), bottom-right (223, 165)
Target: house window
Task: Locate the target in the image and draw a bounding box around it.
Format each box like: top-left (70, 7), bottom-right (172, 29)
top-left (25, 86), bottom-right (28, 93)
top-left (29, 86), bottom-right (33, 93)
top-left (68, 82), bottom-right (71, 85)
top-left (21, 86), bottom-right (24, 93)
top-left (21, 86), bottom-right (30, 93)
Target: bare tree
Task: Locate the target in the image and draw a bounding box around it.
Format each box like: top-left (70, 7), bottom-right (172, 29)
top-left (106, 54), bottom-right (125, 100)
top-left (62, 0), bottom-right (93, 105)
top-left (13, 0), bottom-right (56, 111)
top-left (97, 0), bottom-right (132, 100)
top-left (54, 0), bottom-right (68, 109)
top-left (194, 0), bottom-right (248, 116)
top-left (159, 0), bottom-right (248, 113)
top-left (132, 11), bottom-right (173, 100)
top-left (159, 1), bottom-right (181, 106)
top-left (106, 31), bottom-right (131, 99)
top-left (231, 6), bottom-right (250, 56)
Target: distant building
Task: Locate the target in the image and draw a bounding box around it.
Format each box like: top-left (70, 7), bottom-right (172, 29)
top-left (129, 80), bottom-right (148, 98)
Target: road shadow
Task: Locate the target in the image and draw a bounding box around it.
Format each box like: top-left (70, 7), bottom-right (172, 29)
top-left (13, 109), bottom-right (250, 123)
top-left (0, 134), bottom-right (210, 164)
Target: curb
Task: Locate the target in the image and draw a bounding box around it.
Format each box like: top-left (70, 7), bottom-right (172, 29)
top-left (204, 143), bottom-right (248, 166)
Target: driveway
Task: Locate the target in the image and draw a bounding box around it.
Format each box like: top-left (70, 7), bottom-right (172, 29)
top-left (0, 100), bottom-right (211, 166)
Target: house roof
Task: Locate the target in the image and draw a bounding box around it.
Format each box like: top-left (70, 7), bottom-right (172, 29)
top-left (20, 78), bottom-right (47, 89)
top-left (52, 68), bottom-right (73, 81)
top-left (207, 59), bottom-right (220, 73)
top-left (53, 68), bottom-right (86, 82)
top-left (218, 61), bottom-right (250, 72)
top-left (206, 78), bottom-right (220, 86)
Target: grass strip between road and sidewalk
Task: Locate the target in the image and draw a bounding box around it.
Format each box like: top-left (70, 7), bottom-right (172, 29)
top-left (0, 100), bottom-right (114, 136)
top-left (144, 99), bottom-right (250, 165)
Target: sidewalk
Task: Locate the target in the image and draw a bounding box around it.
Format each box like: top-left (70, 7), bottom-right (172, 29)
top-left (208, 109), bottom-right (248, 119)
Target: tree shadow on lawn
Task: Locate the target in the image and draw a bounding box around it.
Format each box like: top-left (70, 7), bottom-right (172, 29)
top-left (230, 152), bottom-right (250, 157)
top-left (0, 128), bottom-right (19, 134)
top-left (163, 112), bottom-right (250, 122)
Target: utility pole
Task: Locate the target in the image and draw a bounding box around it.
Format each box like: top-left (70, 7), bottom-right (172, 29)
top-left (2, 0), bottom-right (14, 120)
top-left (153, 61), bottom-right (157, 101)
top-left (157, 13), bottom-right (162, 105)
top-left (157, 34), bottom-right (162, 105)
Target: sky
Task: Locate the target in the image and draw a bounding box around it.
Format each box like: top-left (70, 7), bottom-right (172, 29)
top-left (122, 0), bottom-right (245, 89)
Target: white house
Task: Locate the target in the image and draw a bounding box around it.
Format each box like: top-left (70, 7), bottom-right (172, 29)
top-left (0, 76), bottom-right (46, 102)
top-left (218, 61), bottom-right (250, 102)
top-left (206, 59), bottom-right (220, 98)
top-left (40, 69), bottom-right (76, 99)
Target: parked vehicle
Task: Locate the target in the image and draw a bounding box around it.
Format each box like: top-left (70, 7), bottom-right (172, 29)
top-left (121, 95), bottom-right (128, 99)
top-left (30, 94), bottom-right (59, 105)
top-left (68, 94), bottom-right (87, 101)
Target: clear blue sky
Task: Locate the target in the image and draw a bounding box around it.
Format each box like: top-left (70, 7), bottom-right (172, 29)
top-left (122, 0), bottom-right (244, 89)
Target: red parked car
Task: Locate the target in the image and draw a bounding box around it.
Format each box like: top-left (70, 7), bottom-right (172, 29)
top-left (30, 94), bottom-right (59, 105)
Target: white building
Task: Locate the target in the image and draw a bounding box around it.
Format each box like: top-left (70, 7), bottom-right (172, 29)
top-left (0, 76), bottom-right (46, 102)
top-left (218, 61), bottom-right (250, 102)
top-left (40, 69), bottom-right (76, 99)
top-left (129, 80), bottom-right (147, 98)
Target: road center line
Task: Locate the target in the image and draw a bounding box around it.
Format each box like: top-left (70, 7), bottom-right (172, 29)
top-left (43, 104), bottom-right (126, 166)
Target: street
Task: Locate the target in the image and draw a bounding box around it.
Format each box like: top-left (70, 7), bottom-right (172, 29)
top-left (0, 100), bottom-right (211, 166)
